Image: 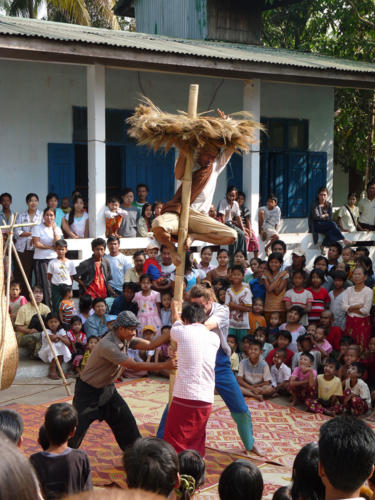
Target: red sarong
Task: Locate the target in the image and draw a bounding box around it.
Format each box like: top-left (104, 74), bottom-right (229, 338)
top-left (345, 315), bottom-right (371, 351)
top-left (164, 397), bottom-right (212, 457)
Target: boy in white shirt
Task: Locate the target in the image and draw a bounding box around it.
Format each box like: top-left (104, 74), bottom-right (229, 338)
top-left (343, 362), bottom-right (371, 416)
top-left (258, 195), bottom-right (281, 254)
top-left (163, 301), bottom-right (219, 457)
top-left (270, 348), bottom-right (291, 396)
top-left (47, 239), bottom-right (76, 313)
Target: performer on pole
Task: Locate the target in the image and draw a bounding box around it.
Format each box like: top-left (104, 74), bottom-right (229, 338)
top-left (69, 311), bottom-right (175, 451)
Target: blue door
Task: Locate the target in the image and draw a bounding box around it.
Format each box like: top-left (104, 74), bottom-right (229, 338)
top-left (227, 154), bottom-right (243, 191)
top-left (48, 144), bottom-right (75, 200)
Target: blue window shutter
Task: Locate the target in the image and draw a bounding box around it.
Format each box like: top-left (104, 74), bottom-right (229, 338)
top-left (287, 152), bottom-right (308, 217)
top-left (125, 142), bottom-right (175, 202)
top-left (226, 154), bottom-right (243, 191)
top-left (269, 152), bottom-right (286, 215)
top-left (48, 144), bottom-right (75, 200)
top-left (307, 152), bottom-right (327, 210)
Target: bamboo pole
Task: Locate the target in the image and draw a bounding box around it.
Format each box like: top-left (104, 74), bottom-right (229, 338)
top-left (10, 240), bottom-right (71, 396)
top-left (169, 84), bottom-right (199, 405)
top-left (0, 222), bottom-right (38, 230)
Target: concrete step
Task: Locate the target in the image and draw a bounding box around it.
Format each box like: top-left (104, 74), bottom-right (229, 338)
top-left (16, 348), bottom-right (70, 380)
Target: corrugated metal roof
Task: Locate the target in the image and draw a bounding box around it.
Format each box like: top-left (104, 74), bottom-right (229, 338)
top-left (1, 14), bottom-right (375, 74)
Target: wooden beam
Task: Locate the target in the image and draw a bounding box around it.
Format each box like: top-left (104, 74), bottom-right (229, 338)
top-left (1, 36), bottom-right (375, 89)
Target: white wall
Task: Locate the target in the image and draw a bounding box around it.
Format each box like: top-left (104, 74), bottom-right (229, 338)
top-left (259, 81), bottom-right (335, 233)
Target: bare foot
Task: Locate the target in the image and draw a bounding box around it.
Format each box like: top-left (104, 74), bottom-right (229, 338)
top-left (184, 235), bottom-right (194, 250)
top-left (48, 372), bottom-right (59, 380)
top-left (254, 394), bottom-right (264, 402)
top-left (244, 442), bottom-right (264, 457)
top-left (168, 245), bottom-right (182, 267)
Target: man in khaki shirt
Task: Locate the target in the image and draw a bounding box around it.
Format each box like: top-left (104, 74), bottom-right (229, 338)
top-left (123, 250), bottom-right (145, 283)
top-left (15, 285), bottom-right (50, 358)
top-left (69, 311), bottom-right (175, 451)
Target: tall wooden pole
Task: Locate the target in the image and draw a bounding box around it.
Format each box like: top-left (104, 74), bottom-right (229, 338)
top-left (169, 84), bottom-right (199, 404)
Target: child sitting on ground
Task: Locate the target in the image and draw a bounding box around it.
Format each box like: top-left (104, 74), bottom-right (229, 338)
top-left (254, 326), bottom-right (273, 359)
top-left (343, 362), bottom-right (371, 416)
top-left (139, 325), bottom-right (156, 363)
top-left (283, 270), bottom-right (313, 327)
top-left (9, 281), bottom-right (27, 324)
top-left (59, 285), bottom-right (76, 327)
top-left (292, 334), bottom-right (321, 371)
top-left (266, 330), bottom-right (294, 368)
top-left (305, 358), bottom-right (343, 416)
top-left (227, 334), bottom-right (240, 375)
top-left (338, 344), bottom-right (360, 381)
top-left (104, 196), bottom-right (127, 237)
top-left (237, 339), bottom-right (273, 401)
top-left (154, 325), bottom-right (172, 378)
top-left (30, 403), bottom-right (92, 498)
top-left (336, 335), bottom-right (354, 363)
top-left (270, 349), bottom-right (291, 397)
top-left (288, 352), bottom-right (317, 407)
top-left (248, 297), bottom-right (267, 334)
top-left (110, 282), bottom-right (138, 316)
top-left (38, 313), bottom-right (72, 380)
top-left (66, 316), bottom-right (87, 376)
top-left (225, 265), bottom-right (252, 347)
top-left (267, 311), bottom-right (281, 345)
top-left (311, 325), bottom-right (332, 360)
top-left (80, 336), bottom-right (99, 372)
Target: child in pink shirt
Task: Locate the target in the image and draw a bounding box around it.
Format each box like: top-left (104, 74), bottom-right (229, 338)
top-left (289, 352), bottom-right (317, 407)
top-left (9, 281), bottom-right (27, 323)
top-left (312, 325), bottom-right (332, 360)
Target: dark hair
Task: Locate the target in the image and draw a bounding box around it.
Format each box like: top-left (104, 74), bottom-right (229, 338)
top-left (357, 256), bottom-right (373, 275)
top-left (136, 183), bottom-right (148, 192)
top-left (237, 190), bottom-right (246, 199)
top-left (242, 334), bottom-right (253, 343)
top-left (288, 305), bottom-right (304, 320)
top-left (328, 242), bottom-right (342, 255)
top-left (355, 246), bottom-right (370, 257)
top-left (139, 274), bottom-right (152, 283)
top-left (107, 235), bottom-right (120, 244)
top-left (87, 335), bottom-right (99, 343)
top-left (107, 196), bottom-right (120, 204)
top-left (278, 330), bottom-right (292, 343)
top-left (366, 180), bottom-right (375, 191)
top-left (319, 416), bottom-right (375, 492)
top-left (268, 252), bottom-right (283, 265)
top-left (218, 460), bottom-right (264, 500)
top-left (43, 207), bottom-right (55, 217)
top-left (339, 335), bottom-right (354, 346)
top-left (32, 284), bottom-right (43, 294)
top-left (55, 238), bottom-right (67, 248)
top-left (254, 326), bottom-right (268, 338)
top-left (44, 403), bottom-right (77, 446)
top-left (152, 200), bottom-right (163, 210)
top-left (331, 270), bottom-right (347, 281)
top-left (234, 250), bottom-right (247, 260)
top-left (70, 315), bottom-right (82, 327)
top-left (133, 250), bottom-right (145, 260)
top-left (291, 442), bottom-right (324, 500)
top-left (122, 187), bottom-right (134, 196)
top-left (325, 357), bottom-right (339, 370)
top-left (226, 185), bottom-right (238, 195)
top-left (313, 255), bottom-right (328, 272)
top-left (68, 195), bottom-right (85, 226)
top-left (212, 277), bottom-right (230, 290)
top-left (249, 339), bottom-right (263, 350)
top-left (45, 312), bottom-right (61, 328)
top-left (217, 248), bottom-right (229, 257)
top-left (275, 348), bottom-right (287, 359)
top-left (46, 192), bottom-right (58, 203)
top-left (123, 282), bottom-right (137, 293)
top-left (26, 193), bottom-right (39, 203)
top-left (141, 202), bottom-right (153, 219)
top-left (60, 284), bottom-right (72, 299)
top-left (10, 281), bottom-right (21, 289)
top-left (0, 433), bottom-right (40, 500)
top-left (181, 303), bottom-right (206, 324)
top-left (308, 268), bottom-right (325, 286)
top-left (292, 269), bottom-right (306, 280)
top-left (230, 264), bottom-right (245, 275)
top-left (271, 240), bottom-right (287, 253)
top-left (0, 410), bottom-right (24, 444)
top-left (0, 192), bottom-right (12, 202)
top-left (38, 425), bottom-right (49, 451)
top-left (178, 449), bottom-right (205, 496)
top-left (351, 362), bottom-right (366, 377)
top-left (79, 294), bottom-right (92, 314)
top-left (273, 486), bottom-right (290, 500)
top-left (253, 297), bottom-right (264, 306)
top-left (227, 334), bottom-right (238, 344)
top-left (92, 297), bottom-right (106, 308)
top-left (161, 325), bottom-right (171, 332)
top-left (123, 437), bottom-right (178, 496)
top-left (300, 351), bottom-right (314, 364)
top-left (267, 194), bottom-right (278, 203)
top-left (91, 238), bottom-right (106, 250)
top-left (299, 334), bottom-right (313, 347)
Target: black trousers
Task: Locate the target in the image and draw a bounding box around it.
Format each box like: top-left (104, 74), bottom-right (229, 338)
top-left (68, 378), bottom-right (141, 451)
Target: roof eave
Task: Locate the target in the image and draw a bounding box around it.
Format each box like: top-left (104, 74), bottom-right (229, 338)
top-left (1, 35), bottom-right (375, 90)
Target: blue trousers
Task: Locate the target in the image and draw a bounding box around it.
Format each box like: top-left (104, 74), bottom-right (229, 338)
top-left (314, 220), bottom-right (344, 247)
top-left (156, 347), bottom-right (254, 450)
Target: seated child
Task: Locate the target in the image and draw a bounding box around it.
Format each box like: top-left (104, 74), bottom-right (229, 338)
top-left (338, 344), bottom-right (360, 381)
top-left (80, 336), bottom-right (99, 372)
top-left (104, 196), bottom-right (127, 237)
top-left (66, 316), bottom-right (87, 376)
top-left (248, 298), bottom-right (267, 334)
top-left (139, 325), bottom-right (156, 362)
top-left (38, 313), bottom-right (71, 380)
top-left (237, 339), bottom-right (273, 401)
top-left (227, 334), bottom-right (240, 375)
top-left (361, 337), bottom-right (375, 390)
top-left (266, 330), bottom-right (294, 368)
top-left (336, 335), bottom-right (354, 364)
top-left (343, 362), bottom-right (371, 416)
top-left (0, 409), bottom-right (24, 447)
top-left (30, 403), bottom-right (92, 498)
top-left (254, 326), bottom-right (273, 359)
top-left (59, 285), bottom-right (76, 327)
top-left (266, 311), bottom-right (281, 345)
top-left (160, 292), bottom-right (172, 326)
top-left (305, 358), bottom-right (343, 416)
top-left (110, 282), bottom-right (138, 316)
top-left (9, 281), bottom-right (27, 324)
top-left (154, 325), bottom-right (172, 378)
top-left (241, 334), bottom-right (252, 358)
top-left (288, 352), bottom-right (317, 407)
top-left (270, 349), bottom-right (291, 396)
top-left (292, 335), bottom-right (321, 371)
top-left (225, 265), bottom-right (252, 346)
top-left (311, 325), bottom-right (332, 359)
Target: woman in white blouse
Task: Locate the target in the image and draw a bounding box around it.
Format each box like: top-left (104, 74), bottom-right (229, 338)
top-left (62, 195), bottom-right (89, 239)
top-left (342, 266), bottom-right (373, 351)
top-left (32, 208), bottom-right (63, 309)
top-left (14, 193), bottom-right (43, 297)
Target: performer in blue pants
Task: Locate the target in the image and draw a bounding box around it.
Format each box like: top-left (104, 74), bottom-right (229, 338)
top-left (157, 285), bottom-right (260, 454)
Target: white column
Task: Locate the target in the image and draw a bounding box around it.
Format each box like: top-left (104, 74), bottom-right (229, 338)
top-left (87, 64), bottom-right (106, 237)
top-left (242, 79), bottom-right (261, 229)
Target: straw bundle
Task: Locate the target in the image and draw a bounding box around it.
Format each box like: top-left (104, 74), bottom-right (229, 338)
top-left (0, 231), bottom-right (18, 390)
top-left (126, 98), bottom-right (262, 155)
